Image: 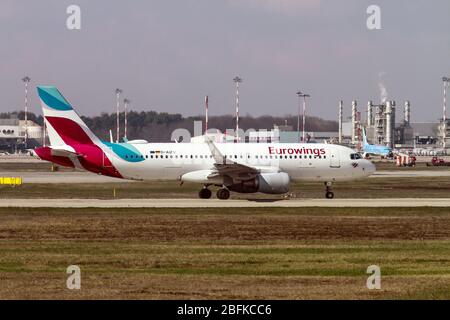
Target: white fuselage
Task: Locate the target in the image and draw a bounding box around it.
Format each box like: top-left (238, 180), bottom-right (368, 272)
top-left (107, 142), bottom-right (375, 182)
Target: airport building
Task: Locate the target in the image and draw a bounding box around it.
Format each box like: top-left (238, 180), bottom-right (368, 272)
top-left (0, 118), bottom-right (43, 153)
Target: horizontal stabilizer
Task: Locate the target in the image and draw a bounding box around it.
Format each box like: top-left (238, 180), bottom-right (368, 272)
top-left (49, 145), bottom-right (82, 157)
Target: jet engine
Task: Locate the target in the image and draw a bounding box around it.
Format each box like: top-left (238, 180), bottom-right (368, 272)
top-left (228, 172), bottom-right (290, 194)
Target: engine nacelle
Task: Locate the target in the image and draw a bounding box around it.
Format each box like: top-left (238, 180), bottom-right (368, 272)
top-left (228, 172), bottom-right (290, 194)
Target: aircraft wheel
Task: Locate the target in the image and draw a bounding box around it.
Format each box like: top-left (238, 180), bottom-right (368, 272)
top-left (325, 191), bottom-right (334, 199)
top-left (199, 188), bottom-right (212, 199)
top-left (217, 188), bottom-right (230, 200)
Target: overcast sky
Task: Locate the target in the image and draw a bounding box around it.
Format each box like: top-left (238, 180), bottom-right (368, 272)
top-left (1, 0), bottom-right (450, 122)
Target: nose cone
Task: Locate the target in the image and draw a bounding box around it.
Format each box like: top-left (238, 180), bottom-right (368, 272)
top-left (362, 160), bottom-right (376, 176)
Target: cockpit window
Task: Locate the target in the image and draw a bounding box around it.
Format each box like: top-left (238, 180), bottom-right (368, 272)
top-left (350, 153), bottom-right (362, 160)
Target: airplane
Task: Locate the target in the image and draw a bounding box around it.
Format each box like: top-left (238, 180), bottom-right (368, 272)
top-left (32, 86), bottom-right (376, 200)
top-left (361, 127), bottom-right (393, 158)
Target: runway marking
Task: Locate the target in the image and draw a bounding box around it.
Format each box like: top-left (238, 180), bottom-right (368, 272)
top-left (1, 198), bottom-right (449, 208)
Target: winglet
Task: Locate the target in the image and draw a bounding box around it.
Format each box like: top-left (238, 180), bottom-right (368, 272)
top-left (204, 136), bottom-right (231, 165)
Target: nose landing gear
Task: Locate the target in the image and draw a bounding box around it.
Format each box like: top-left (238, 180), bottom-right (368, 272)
top-left (325, 182), bottom-right (334, 199)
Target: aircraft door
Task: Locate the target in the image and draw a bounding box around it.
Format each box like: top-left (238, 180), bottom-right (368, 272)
top-left (329, 148), bottom-right (340, 168)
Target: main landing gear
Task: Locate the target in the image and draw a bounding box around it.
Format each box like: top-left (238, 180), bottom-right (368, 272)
top-left (216, 188), bottom-right (230, 200)
top-left (198, 187), bottom-right (212, 199)
top-left (198, 186), bottom-right (230, 200)
top-left (325, 182), bottom-right (334, 199)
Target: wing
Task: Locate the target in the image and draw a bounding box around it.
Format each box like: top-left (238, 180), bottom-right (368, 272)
top-left (204, 137), bottom-right (264, 182)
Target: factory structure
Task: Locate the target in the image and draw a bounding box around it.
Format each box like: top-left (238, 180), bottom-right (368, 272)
top-left (340, 100), bottom-right (414, 149)
top-left (338, 99), bottom-right (450, 153)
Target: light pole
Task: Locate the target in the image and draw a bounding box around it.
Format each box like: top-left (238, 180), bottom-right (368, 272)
top-left (123, 98), bottom-right (130, 140)
top-left (297, 91), bottom-right (310, 142)
top-left (22, 76), bottom-right (30, 146)
top-left (296, 91), bottom-right (302, 143)
top-left (233, 76), bottom-right (242, 142)
top-left (443, 77), bottom-right (450, 149)
top-left (115, 88), bottom-right (122, 143)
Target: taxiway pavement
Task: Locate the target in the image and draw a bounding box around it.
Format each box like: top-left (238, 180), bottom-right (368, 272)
top-left (0, 198), bottom-right (449, 208)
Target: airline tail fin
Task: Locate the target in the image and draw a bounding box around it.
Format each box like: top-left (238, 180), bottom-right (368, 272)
top-left (37, 86), bottom-right (101, 147)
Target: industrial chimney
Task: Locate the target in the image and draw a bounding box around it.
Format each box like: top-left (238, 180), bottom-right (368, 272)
top-left (385, 100), bottom-right (396, 148)
top-left (367, 101), bottom-right (373, 127)
top-left (404, 100), bottom-right (410, 126)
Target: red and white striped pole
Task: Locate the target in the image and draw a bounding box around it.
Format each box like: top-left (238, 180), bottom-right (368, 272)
top-left (233, 76), bottom-right (242, 143)
top-left (205, 95), bottom-right (209, 134)
top-left (123, 98), bottom-right (129, 140)
top-left (115, 88), bottom-right (122, 143)
top-left (22, 76), bottom-right (30, 146)
top-left (443, 77), bottom-right (449, 149)
top-left (297, 92), bottom-right (310, 142)
top-left (43, 120), bottom-right (46, 147)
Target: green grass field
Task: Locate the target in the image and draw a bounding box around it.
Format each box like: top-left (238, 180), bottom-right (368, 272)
top-left (1, 176), bottom-right (449, 199)
top-left (0, 207), bottom-right (449, 299)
